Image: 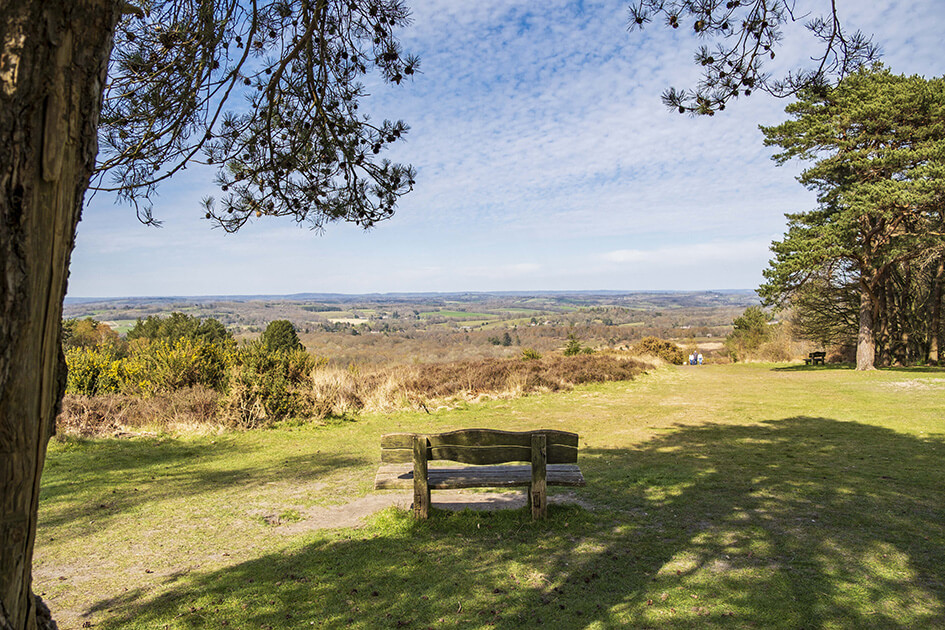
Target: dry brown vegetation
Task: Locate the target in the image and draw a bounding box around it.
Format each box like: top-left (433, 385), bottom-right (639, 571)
top-left (58, 352), bottom-right (653, 435)
top-left (58, 385), bottom-right (220, 436)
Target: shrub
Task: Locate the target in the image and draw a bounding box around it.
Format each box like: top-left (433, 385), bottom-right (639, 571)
top-left (521, 348), bottom-right (542, 360)
top-left (220, 344), bottom-right (319, 427)
top-left (65, 346), bottom-right (125, 396)
top-left (729, 321), bottom-right (803, 363)
top-left (563, 334), bottom-right (584, 356)
top-left (308, 366), bottom-right (362, 418)
top-left (129, 338), bottom-right (229, 393)
top-left (382, 353), bottom-right (648, 402)
top-left (66, 337), bottom-right (231, 396)
top-left (633, 337), bottom-right (685, 364)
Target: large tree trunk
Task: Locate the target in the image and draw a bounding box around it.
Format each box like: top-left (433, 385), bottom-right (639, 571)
top-left (1, 2), bottom-right (118, 629)
top-left (856, 281), bottom-right (877, 371)
top-left (874, 272), bottom-right (889, 367)
top-left (930, 258), bottom-right (944, 366)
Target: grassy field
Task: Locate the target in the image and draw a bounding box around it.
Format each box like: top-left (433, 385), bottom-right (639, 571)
top-left (35, 364), bottom-right (945, 629)
top-left (419, 310), bottom-right (498, 319)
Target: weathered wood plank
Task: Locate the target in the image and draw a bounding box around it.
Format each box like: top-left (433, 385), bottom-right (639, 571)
top-left (381, 443), bottom-right (577, 465)
top-left (381, 429), bottom-right (578, 449)
top-left (413, 435), bottom-right (430, 519)
top-left (374, 464), bottom-right (586, 490)
top-left (530, 433), bottom-right (547, 519)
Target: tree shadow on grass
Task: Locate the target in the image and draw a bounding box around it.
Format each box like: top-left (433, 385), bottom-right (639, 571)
top-left (881, 365), bottom-right (945, 373)
top-left (774, 363), bottom-right (945, 373)
top-left (87, 417), bottom-right (945, 629)
top-left (772, 363), bottom-right (855, 372)
top-left (40, 436), bottom-right (370, 532)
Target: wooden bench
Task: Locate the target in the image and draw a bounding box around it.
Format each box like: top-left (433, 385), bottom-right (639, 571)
top-left (804, 351), bottom-right (826, 365)
top-left (374, 429), bottom-right (585, 519)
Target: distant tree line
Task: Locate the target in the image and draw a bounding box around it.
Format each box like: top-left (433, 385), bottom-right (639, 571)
top-left (127, 312), bottom-right (232, 345)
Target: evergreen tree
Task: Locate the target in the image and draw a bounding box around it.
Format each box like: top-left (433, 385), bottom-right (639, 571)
top-left (127, 312), bottom-right (232, 344)
top-left (261, 320), bottom-right (303, 352)
top-left (724, 305), bottom-right (773, 361)
top-left (759, 65), bottom-right (945, 369)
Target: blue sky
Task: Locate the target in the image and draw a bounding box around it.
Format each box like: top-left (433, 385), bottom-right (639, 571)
top-left (69, 0), bottom-right (945, 297)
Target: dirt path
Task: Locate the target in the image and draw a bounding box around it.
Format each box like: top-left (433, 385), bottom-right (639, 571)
top-left (279, 488), bottom-right (594, 533)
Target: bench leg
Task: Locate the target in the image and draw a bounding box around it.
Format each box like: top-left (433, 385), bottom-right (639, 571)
top-left (530, 434), bottom-right (547, 520)
top-left (413, 435), bottom-right (430, 519)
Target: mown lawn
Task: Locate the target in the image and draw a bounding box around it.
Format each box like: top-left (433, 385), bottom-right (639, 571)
top-left (35, 363), bottom-right (945, 629)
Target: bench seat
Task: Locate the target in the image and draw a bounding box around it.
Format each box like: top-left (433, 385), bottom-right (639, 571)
top-left (374, 463), bottom-right (586, 490)
top-left (375, 428), bottom-right (584, 519)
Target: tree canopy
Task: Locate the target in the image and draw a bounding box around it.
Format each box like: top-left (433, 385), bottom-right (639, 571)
top-left (260, 319), bottom-right (303, 352)
top-left (62, 318), bottom-right (121, 350)
top-left (628, 0), bottom-right (878, 115)
top-left (95, 0), bottom-right (418, 230)
top-left (758, 65), bottom-right (945, 368)
top-left (127, 312), bottom-right (233, 345)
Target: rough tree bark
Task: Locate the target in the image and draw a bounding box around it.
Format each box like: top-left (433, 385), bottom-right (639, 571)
top-left (856, 281), bottom-right (877, 371)
top-left (930, 258), bottom-right (944, 365)
top-left (1, 2), bottom-right (119, 628)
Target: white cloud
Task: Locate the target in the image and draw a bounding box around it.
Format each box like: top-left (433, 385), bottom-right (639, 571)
top-left (602, 240), bottom-right (772, 266)
top-left (69, 0), bottom-right (945, 296)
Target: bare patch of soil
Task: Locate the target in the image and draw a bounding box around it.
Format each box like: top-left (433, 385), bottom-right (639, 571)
top-left (272, 490), bottom-right (594, 533)
top-left (880, 378), bottom-right (945, 391)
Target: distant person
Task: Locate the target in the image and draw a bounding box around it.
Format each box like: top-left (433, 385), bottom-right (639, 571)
top-left (688, 352), bottom-right (695, 365)
top-left (697, 352), bottom-right (704, 365)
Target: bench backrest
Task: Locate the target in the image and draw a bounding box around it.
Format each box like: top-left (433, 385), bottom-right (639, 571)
top-left (810, 351), bottom-right (826, 358)
top-left (381, 429), bottom-right (579, 465)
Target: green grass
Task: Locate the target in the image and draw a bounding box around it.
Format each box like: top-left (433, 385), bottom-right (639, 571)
top-left (419, 310), bottom-right (498, 319)
top-left (35, 364), bottom-right (945, 628)
top-left (101, 318), bottom-right (138, 334)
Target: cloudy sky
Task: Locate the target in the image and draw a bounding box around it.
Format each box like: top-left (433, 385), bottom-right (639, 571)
top-left (69, 0), bottom-right (945, 297)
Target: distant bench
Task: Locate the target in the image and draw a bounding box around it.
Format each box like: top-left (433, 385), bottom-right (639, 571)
top-left (374, 429), bottom-right (586, 519)
top-left (804, 351), bottom-right (826, 365)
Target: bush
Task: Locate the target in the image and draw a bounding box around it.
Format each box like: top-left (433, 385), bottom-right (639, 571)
top-left (728, 321), bottom-right (803, 363)
top-left (65, 346), bottom-right (125, 396)
top-left (60, 342), bottom-right (657, 433)
top-left (59, 386), bottom-right (221, 435)
top-left (66, 338), bottom-right (231, 396)
top-left (563, 334), bottom-right (586, 356)
top-left (521, 348), bottom-right (542, 360)
top-left (220, 344), bottom-right (319, 427)
top-left (129, 338), bottom-right (230, 393)
top-left (632, 337), bottom-right (685, 364)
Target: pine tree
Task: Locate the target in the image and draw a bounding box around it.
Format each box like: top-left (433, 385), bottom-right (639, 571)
top-left (261, 319), bottom-right (303, 352)
top-left (759, 65), bottom-right (945, 369)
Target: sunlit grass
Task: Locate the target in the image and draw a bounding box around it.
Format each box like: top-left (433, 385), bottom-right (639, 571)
top-left (35, 363), bottom-right (945, 628)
